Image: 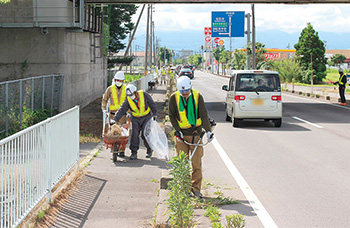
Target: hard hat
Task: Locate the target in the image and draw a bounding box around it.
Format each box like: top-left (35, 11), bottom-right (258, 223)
top-left (114, 71), bottom-right (125, 81)
top-left (177, 76), bottom-right (192, 93)
top-left (125, 84), bottom-right (137, 96)
top-left (339, 68), bottom-right (344, 73)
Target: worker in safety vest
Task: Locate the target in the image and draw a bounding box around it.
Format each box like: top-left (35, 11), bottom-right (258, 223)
top-left (113, 84), bottom-right (157, 160)
top-left (160, 67), bottom-right (167, 85)
top-left (333, 68), bottom-right (347, 105)
top-left (102, 71), bottom-right (127, 156)
top-left (168, 76), bottom-right (214, 198)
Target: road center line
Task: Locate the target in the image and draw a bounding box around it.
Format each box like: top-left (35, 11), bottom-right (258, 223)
top-left (292, 116), bottom-right (323, 128)
top-left (212, 138), bottom-right (279, 228)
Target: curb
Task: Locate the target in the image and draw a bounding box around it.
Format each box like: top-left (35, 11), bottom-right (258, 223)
top-left (79, 141), bottom-right (105, 169)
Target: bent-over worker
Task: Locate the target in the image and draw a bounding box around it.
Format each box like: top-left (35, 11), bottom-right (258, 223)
top-left (113, 84), bottom-right (157, 160)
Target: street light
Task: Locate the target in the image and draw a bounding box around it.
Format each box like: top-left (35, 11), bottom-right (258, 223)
top-left (311, 53), bottom-right (313, 95)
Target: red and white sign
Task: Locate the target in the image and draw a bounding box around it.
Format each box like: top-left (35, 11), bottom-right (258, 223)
top-left (214, 37), bottom-right (220, 44)
top-left (204, 27), bottom-right (212, 35)
top-left (205, 36), bottom-right (211, 42)
top-left (219, 39), bottom-right (224, 45)
top-left (265, 53), bottom-right (280, 60)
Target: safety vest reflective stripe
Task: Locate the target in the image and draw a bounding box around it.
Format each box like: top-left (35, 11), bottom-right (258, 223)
top-left (127, 90), bottom-right (151, 117)
top-left (339, 74), bottom-right (345, 85)
top-left (175, 90), bottom-right (202, 129)
top-left (161, 70), bottom-right (166, 75)
top-left (109, 84), bottom-right (126, 111)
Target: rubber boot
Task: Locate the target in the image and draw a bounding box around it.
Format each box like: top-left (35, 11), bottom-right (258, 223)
top-left (130, 151), bottom-right (137, 160)
top-left (146, 149), bottom-right (153, 158)
top-left (118, 152), bottom-right (125, 157)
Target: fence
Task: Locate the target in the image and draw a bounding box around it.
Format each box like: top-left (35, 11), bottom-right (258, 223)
top-left (0, 106), bottom-right (79, 228)
top-left (0, 74), bottom-right (64, 138)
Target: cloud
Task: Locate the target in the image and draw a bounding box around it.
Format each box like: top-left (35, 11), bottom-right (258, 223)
top-left (133, 4), bottom-right (350, 34)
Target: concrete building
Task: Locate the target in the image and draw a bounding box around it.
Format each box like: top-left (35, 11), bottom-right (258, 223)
top-left (0, 1), bottom-right (107, 111)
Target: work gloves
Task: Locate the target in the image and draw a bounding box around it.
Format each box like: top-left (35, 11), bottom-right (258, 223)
top-left (103, 110), bottom-right (108, 118)
top-left (109, 120), bottom-right (116, 126)
top-left (206, 131), bottom-right (214, 143)
top-left (153, 116), bottom-right (157, 121)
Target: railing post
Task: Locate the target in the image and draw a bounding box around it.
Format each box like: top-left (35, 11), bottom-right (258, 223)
top-left (46, 120), bottom-right (52, 203)
top-left (51, 76), bottom-right (54, 116)
top-left (5, 82), bottom-right (9, 136)
top-left (31, 78), bottom-right (34, 112)
top-left (19, 80), bottom-right (23, 130)
top-left (42, 77), bottom-right (45, 109)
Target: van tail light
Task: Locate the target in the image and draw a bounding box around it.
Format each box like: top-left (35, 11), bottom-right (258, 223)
top-left (271, 95), bottom-right (281, 101)
top-left (235, 95), bottom-right (245, 101)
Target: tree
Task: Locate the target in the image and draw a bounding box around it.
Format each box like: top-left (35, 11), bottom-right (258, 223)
top-left (188, 54), bottom-right (203, 68)
top-left (219, 50), bottom-right (231, 75)
top-left (294, 23), bottom-right (327, 83)
top-left (108, 4), bottom-right (138, 53)
top-left (246, 42), bottom-right (267, 70)
top-left (158, 47), bottom-right (172, 66)
top-left (0, 0), bottom-right (10, 3)
top-left (331, 54), bottom-right (346, 68)
top-left (229, 49), bottom-right (246, 70)
top-left (271, 59), bottom-right (304, 84)
top-left (213, 46), bottom-right (225, 74)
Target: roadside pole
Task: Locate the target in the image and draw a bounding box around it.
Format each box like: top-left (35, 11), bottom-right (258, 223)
top-left (245, 13), bottom-right (251, 70)
top-left (251, 4), bottom-right (256, 69)
top-left (144, 4), bottom-right (150, 75)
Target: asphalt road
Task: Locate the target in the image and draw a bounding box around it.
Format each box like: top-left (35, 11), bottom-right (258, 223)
top-left (193, 70), bottom-right (350, 228)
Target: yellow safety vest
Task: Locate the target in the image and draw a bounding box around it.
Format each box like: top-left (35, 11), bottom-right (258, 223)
top-left (339, 74), bottom-right (345, 85)
top-left (127, 90), bottom-right (151, 117)
top-left (175, 90), bottom-right (202, 129)
top-left (161, 69), bottom-right (166, 75)
top-left (109, 84), bottom-right (126, 111)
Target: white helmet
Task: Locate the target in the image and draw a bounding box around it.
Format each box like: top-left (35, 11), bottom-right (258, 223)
top-left (339, 68), bottom-right (344, 73)
top-left (125, 84), bottom-right (137, 96)
top-left (177, 76), bottom-right (192, 93)
top-left (114, 71), bottom-right (125, 81)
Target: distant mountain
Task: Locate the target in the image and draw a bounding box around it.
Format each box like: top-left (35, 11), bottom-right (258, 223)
top-left (127, 30), bottom-right (350, 55)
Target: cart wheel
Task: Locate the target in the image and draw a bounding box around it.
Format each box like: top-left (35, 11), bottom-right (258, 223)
top-left (113, 153), bottom-right (118, 162)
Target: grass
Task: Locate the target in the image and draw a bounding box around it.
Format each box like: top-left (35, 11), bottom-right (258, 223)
top-left (79, 134), bottom-right (101, 144)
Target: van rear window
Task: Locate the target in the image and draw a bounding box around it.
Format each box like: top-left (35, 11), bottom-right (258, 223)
top-left (235, 74), bottom-right (281, 92)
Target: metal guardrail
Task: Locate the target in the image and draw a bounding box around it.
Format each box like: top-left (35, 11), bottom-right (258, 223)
top-left (0, 106), bottom-right (80, 228)
top-left (0, 74), bottom-right (64, 138)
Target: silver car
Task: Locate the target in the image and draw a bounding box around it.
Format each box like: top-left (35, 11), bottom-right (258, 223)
top-left (222, 70), bottom-right (282, 127)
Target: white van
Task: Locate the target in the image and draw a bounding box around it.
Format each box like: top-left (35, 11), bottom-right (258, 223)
top-left (222, 70), bottom-right (282, 127)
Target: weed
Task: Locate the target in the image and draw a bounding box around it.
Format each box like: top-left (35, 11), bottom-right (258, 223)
top-left (226, 213), bottom-right (246, 228)
top-left (213, 190), bottom-right (223, 196)
top-left (166, 151), bottom-right (196, 228)
top-left (316, 94), bottom-right (320, 98)
top-left (37, 210), bottom-right (45, 221)
top-left (204, 205), bottom-right (221, 222)
top-left (151, 179), bottom-right (158, 182)
top-left (211, 222), bottom-right (224, 228)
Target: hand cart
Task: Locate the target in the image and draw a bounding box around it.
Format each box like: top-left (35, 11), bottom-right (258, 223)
top-left (102, 114), bottom-right (130, 162)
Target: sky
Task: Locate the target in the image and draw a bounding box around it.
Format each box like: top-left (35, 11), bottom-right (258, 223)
top-left (125, 4), bottom-right (350, 55)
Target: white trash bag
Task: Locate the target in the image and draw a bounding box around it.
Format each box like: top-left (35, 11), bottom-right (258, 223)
top-left (144, 119), bottom-right (169, 160)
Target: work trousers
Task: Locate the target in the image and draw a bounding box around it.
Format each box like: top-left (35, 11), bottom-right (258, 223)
top-left (175, 135), bottom-right (204, 192)
top-left (129, 114), bottom-right (152, 153)
top-left (339, 86), bottom-right (346, 103)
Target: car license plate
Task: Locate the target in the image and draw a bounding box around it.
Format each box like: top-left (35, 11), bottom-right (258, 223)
top-left (252, 98), bottom-right (264, 106)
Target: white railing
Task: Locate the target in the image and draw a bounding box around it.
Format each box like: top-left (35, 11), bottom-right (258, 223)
top-left (0, 106), bottom-right (79, 228)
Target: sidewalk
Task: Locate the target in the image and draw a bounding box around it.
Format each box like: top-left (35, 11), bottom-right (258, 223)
top-left (51, 84), bottom-right (171, 228)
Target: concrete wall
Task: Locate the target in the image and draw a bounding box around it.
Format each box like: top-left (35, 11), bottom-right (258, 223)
top-left (0, 27), bottom-right (107, 111)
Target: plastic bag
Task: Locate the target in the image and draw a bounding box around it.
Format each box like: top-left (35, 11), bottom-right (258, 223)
top-left (144, 119), bottom-right (169, 160)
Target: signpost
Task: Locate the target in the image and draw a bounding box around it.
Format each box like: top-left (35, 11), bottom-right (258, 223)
top-left (211, 11), bottom-right (245, 37)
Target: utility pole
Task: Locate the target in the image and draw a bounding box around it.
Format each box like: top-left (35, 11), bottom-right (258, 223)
top-left (144, 4), bottom-right (150, 75)
top-left (118, 4), bottom-right (145, 71)
top-left (149, 4), bottom-right (153, 68)
top-left (152, 21), bottom-right (156, 67)
top-left (251, 4), bottom-right (256, 69)
top-left (245, 13), bottom-right (251, 70)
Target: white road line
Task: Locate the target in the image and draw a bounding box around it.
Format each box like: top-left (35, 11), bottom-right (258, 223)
top-left (212, 138), bottom-right (279, 228)
top-left (292, 116), bottom-right (323, 129)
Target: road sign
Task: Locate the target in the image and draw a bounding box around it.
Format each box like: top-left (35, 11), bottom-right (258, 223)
top-left (214, 37), bottom-right (220, 44)
top-left (205, 36), bottom-right (211, 42)
top-left (204, 27), bottom-right (212, 35)
top-left (211, 11), bottom-right (245, 37)
top-left (219, 39), bottom-right (224, 45)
